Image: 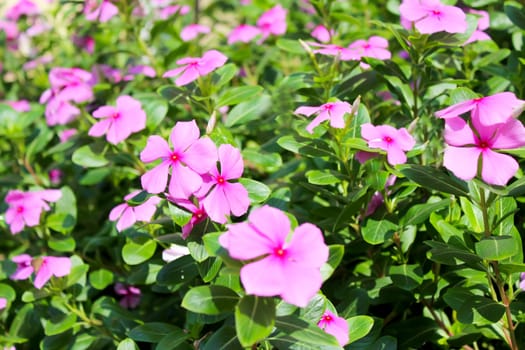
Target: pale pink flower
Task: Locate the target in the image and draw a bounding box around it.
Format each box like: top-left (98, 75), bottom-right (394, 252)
top-left (199, 144), bottom-right (250, 224)
top-left (219, 205), bottom-right (329, 307)
top-left (443, 115), bottom-right (525, 186)
top-left (311, 25), bottom-right (333, 43)
top-left (228, 24), bottom-right (261, 44)
top-left (169, 197), bottom-right (207, 238)
top-left (162, 243), bottom-right (190, 262)
top-left (23, 54), bottom-right (53, 70)
top-left (5, 189), bottom-right (62, 234)
top-left (256, 4), bottom-right (287, 41)
top-left (0, 298), bottom-right (6, 309)
top-left (5, 100), bottom-right (30, 112)
top-left (109, 191), bottom-right (161, 232)
top-left (295, 101), bottom-right (352, 133)
top-left (10, 254), bottom-right (34, 280)
top-left (88, 95), bottom-right (147, 144)
top-left (33, 256), bottom-right (71, 289)
top-left (520, 273), bottom-right (525, 291)
top-left (84, 0), bottom-right (119, 22)
top-left (6, 0), bottom-right (39, 21)
top-left (346, 36), bottom-right (392, 66)
top-left (26, 20), bottom-right (51, 37)
top-left (400, 0), bottom-right (467, 34)
top-left (140, 120), bottom-right (217, 197)
top-left (361, 123), bottom-right (416, 165)
top-left (464, 9), bottom-right (491, 45)
top-left (435, 92), bottom-right (525, 126)
top-left (44, 67), bottom-right (94, 104)
top-left (318, 311), bottom-right (349, 346)
top-left (158, 5), bottom-right (190, 20)
top-left (59, 128), bottom-right (77, 142)
top-left (127, 65), bottom-right (156, 78)
top-left (0, 20), bottom-right (20, 41)
top-left (163, 50), bottom-right (228, 86)
top-left (40, 93), bottom-right (81, 126)
top-left (115, 283), bottom-right (141, 308)
top-left (180, 24), bottom-right (210, 41)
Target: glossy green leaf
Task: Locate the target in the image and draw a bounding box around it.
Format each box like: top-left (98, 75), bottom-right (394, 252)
top-left (128, 323), bottom-right (181, 343)
top-left (235, 295), bottom-right (275, 347)
top-left (400, 199), bottom-right (450, 226)
top-left (238, 178), bottom-right (271, 203)
top-left (117, 338), bottom-right (139, 350)
top-left (42, 313), bottom-right (77, 336)
top-left (89, 269), bottom-right (114, 290)
top-left (122, 238), bottom-right (157, 265)
top-left (225, 94), bottom-right (272, 127)
top-left (348, 315), bottom-right (374, 344)
top-left (155, 330), bottom-right (190, 350)
top-left (217, 85), bottom-right (263, 107)
top-left (182, 285), bottom-right (239, 315)
top-left (400, 164), bottom-right (469, 197)
top-left (505, 3), bottom-right (525, 30)
top-left (389, 264), bottom-right (423, 291)
top-left (272, 315), bottom-right (341, 348)
top-left (306, 170), bottom-right (341, 186)
top-left (475, 236), bottom-right (519, 261)
top-left (362, 219), bottom-right (397, 245)
top-left (201, 326), bottom-right (241, 350)
top-left (72, 144), bottom-right (109, 168)
top-left (320, 245), bottom-right (344, 281)
top-left (156, 254), bottom-right (199, 286)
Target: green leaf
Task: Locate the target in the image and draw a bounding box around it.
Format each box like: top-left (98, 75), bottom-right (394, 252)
top-left (48, 236), bottom-right (76, 252)
top-left (306, 170), bottom-right (341, 186)
top-left (238, 178), bottom-right (271, 203)
top-left (42, 313), bottom-right (77, 336)
top-left (89, 269), bottom-right (114, 290)
top-left (117, 338), bottom-right (139, 350)
top-left (425, 241), bottom-right (484, 269)
top-left (26, 127), bottom-right (54, 161)
top-left (217, 86), bottom-right (263, 107)
top-left (201, 326), bottom-right (242, 350)
top-left (272, 315), bottom-right (341, 348)
top-left (277, 135), bottom-right (334, 158)
top-left (400, 199), bottom-right (450, 226)
top-left (134, 92), bottom-right (169, 131)
top-left (166, 202), bottom-right (192, 227)
top-left (447, 87), bottom-right (478, 105)
top-left (0, 283), bottom-right (16, 302)
top-left (361, 219), bottom-right (397, 245)
top-left (213, 63), bottom-right (238, 89)
top-left (225, 94), bottom-right (272, 127)
top-left (400, 164), bottom-right (469, 197)
top-left (276, 38), bottom-right (305, 54)
top-left (389, 264), bottom-right (423, 291)
top-left (475, 236), bottom-right (519, 261)
top-left (72, 144), bottom-right (109, 168)
top-left (155, 330), bottom-right (190, 350)
top-left (444, 288), bottom-right (505, 325)
top-left (122, 238), bottom-right (157, 265)
top-left (157, 85), bottom-right (188, 105)
top-left (156, 254), bottom-right (199, 286)
top-left (128, 323), bottom-right (181, 343)
top-left (235, 295), bottom-right (275, 347)
top-left (505, 3), bottom-right (525, 30)
top-left (187, 242), bottom-right (209, 263)
top-left (348, 315), bottom-right (374, 344)
top-left (181, 285), bottom-right (240, 315)
top-left (47, 186), bottom-right (77, 234)
top-left (79, 168), bottom-right (111, 185)
top-left (320, 245), bottom-right (344, 281)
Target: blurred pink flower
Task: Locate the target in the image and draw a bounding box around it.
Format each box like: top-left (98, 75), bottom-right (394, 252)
top-left (49, 169), bottom-right (63, 185)
top-left (88, 95), bottom-right (147, 144)
top-left (361, 123), bottom-right (416, 165)
top-left (256, 4), bottom-right (287, 41)
top-left (59, 128), bottom-right (77, 142)
top-left (163, 50), bottom-right (227, 86)
top-left (443, 115), bottom-right (525, 185)
top-left (33, 256), bottom-right (71, 289)
top-left (295, 101), bottom-right (352, 133)
top-left (6, 0), bottom-right (39, 21)
top-left (199, 144), bottom-right (250, 224)
top-left (464, 9), bottom-right (491, 45)
top-left (0, 298), bottom-right (6, 309)
top-left (157, 5), bottom-right (190, 20)
top-left (109, 191), bottom-right (161, 232)
top-left (115, 283), bottom-right (141, 308)
top-left (26, 20), bottom-right (51, 37)
top-left (140, 120), bottom-right (217, 197)
top-left (520, 273), bottom-right (525, 291)
top-left (318, 311), bottom-right (349, 346)
top-left (72, 35), bottom-right (95, 54)
top-left (180, 24), bottom-right (210, 41)
top-left (127, 65), bottom-right (156, 78)
top-left (0, 20), bottom-right (20, 41)
top-left (219, 205), bottom-right (329, 307)
top-left (347, 36), bottom-right (391, 68)
top-left (399, 0), bottom-right (467, 34)
top-left (311, 25), bottom-right (333, 43)
top-left (5, 100), bottom-right (30, 112)
top-left (5, 189), bottom-right (62, 234)
top-left (308, 42), bottom-right (356, 60)
top-left (162, 243), bottom-right (190, 262)
top-left (22, 53), bottom-right (53, 70)
top-left (84, 0), bottom-right (119, 22)
top-left (11, 254), bottom-right (34, 280)
top-left (228, 24), bottom-right (261, 44)
top-left (40, 94), bottom-right (81, 125)
top-left (435, 92), bottom-right (525, 126)
top-left (45, 67), bottom-right (94, 104)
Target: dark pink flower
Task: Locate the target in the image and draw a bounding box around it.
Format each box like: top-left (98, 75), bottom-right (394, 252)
top-left (228, 24), bottom-right (261, 44)
top-left (361, 123), bottom-right (416, 165)
top-left (256, 4), bottom-right (287, 41)
top-left (295, 101), bottom-right (352, 133)
top-left (163, 50), bottom-right (227, 86)
top-left (49, 169), bottom-right (63, 185)
top-left (140, 120), bottom-right (217, 197)
top-left (84, 0), bottom-right (119, 22)
top-left (168, 197), bottom-right (207, 238)
top-left (180, 24), bottom-right (210, 41)
top-left (115, 283), bottom-right (141, 309)
top-left (443, 115), bottom-right (525, 185)
top-left (89, 95), bottom-right (147, 144)
top-left (318, 311), bottom-right (349, 346)
top-left (400, 0), bottom-right (467, 34)
top-left (109, 191), bottom-right (161, 232)
top-left (72, 35), bottom-right (95, 54)
top-left (199, 144), bottom-right (250, 224)
top-left (219, 206), bottom-right (329, 307)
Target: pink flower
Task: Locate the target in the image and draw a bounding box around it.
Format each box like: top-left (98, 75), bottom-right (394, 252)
top-left (169, 197), bottom-right (207, 238)
top-left (435, 92), bottom-right (525, 126)
top-left (464, 9), bottom-right (491, 45)
top-left (109, 191), bottom-right (161, 232)
top-left (162, 243), bottom-right (190, 262)
top-left (59, 128), bottom-right (77, 143)
top-left (157, 5), bottom-right (190, 20)
top-left (0, 20), bottom-right (20, 41)
top-left (199, 144), bottom-right (250, 224)
top-left (40, 94), bottom-right (81, 126)
top-left (6, 0), bottom-right (40, 21)
top-left (115, 283), bottom-right (141, 308)
top-left (84, 0), bottom-right (119, 22)
top-left (311, 25), bottom-right (333, 43)
top-left (96, 64), bottom-right (123, 83)
top-left (88, 95), bottom-right (147, 144)
top-left (140, 120), bottom-right (217, 197)
top-left (347, 36), bottom-right (392, 67)
top-left (295, 101), bottom-right (352, 133)
top-left (520, 273), bottom-right (525, 291)
top-left (163, 50), bottom-right (228, 86)
top-left (256, 5), bottom-right (287, 41)
top-left (228, 24), bottom-right (261, 44)
top-left (11, 254), bottom-right (34, 280)
top-left (180, 24), bottom-right (210, 41)
top-left (72, 35), bottom-right (95, 54)
top-left (23, 54), bottom-right (53, 70)
top-left (4, 100), bottom-right (30, 112)
top-left (0, 298), bottom-right (6, 309)
top-left (318, 311), bottom-right (349, 346)
top-left (49, 169), bottom-right (63, 185)
top-left (308, 42), bottom-right (357, 60)
top-left (443, 115), bottom-right (525, 185)
top-left (361, 123), bottom-right (416, 165)
top-left (219, 206), bottom-right (329, 307)
top-left (33, 256), bottom-right (71, 289)
top-left (127, 65), bottom-right (156, 78)
top-left (399, 0), bottom-right (467, 34)
top-left (5, 189), bottom-right (62, 234)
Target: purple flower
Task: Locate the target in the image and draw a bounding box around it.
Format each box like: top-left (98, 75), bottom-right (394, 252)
top-left (109, 191), bottom-right (161, 232)
top-left (295, 101), bottom-right (352, 133)
top-left (318, 311), bottom-right (349, 346)
top-left (115, 283), bottom-right (141, 309)
top-left (361, 123), bottom-right (416, 165)
top-left (163, 50), bottom-right (227, 86)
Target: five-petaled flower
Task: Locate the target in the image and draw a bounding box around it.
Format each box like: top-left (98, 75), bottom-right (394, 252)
top-left (88, 95), bottom-right (147, 144)
top-left (256, 4), bottom-right (287, 41)
top-left (295, 101), bottom-right (352, 134)
top-left (317, 311), bottom-right (350, 347)
top-left (443, 115), bottom-right (525, 186)
top-left (361, 123), bottom-right (416, 165)
top-left (163, 50), bottom-right (227, 86)
top-left (11, 254), bottom-right (71, 289)
top-left (219, 205), bottom-right (329, 307)
top-left (400, 0), bottom-right (467, 34)
top-left (109, 191), bottom-right (161, 232)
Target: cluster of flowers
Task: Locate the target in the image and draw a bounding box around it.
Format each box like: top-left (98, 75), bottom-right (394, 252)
top-left (435, 92), bottom-right (525, 186)
top-left (11, 254), bottom-right (71, 289)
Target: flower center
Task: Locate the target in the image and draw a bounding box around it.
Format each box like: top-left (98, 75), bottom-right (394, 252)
top-left (112, 112), bottom-right (120, 120)
top-left (16, 206), bottom-right (24, 213)
top-left (478, 140), bottom-right (490, 149)
top-left (170, 152), bottom-right (180, 163)
top-left (383, 136), bottom-right (393, 143)
top-left (217, 175), bottom-right (226, 184)
top-left (274, 247), bottom-right (286, 257)
top-left (322, 315), bottom-right (333, 322)
top-left (195, 209), bottom-right (205, 219)
top-left (431, 9), bottom-right (441, 16)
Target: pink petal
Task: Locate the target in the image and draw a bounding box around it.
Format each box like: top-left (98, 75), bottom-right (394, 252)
top-left (34, 263), bottom-right (52, 289)
top-left (197, 50), bottom-right (228, 76)
top-left (141, 161), bottom-right (171, 194)
top-left (249, 205), bottom-right (290, 247)
top-left (386, 145), bottom-right (408, 165)
top-left (134, 198), bottom-right (160, 222)
top-left (218, 144), bottom-right (243, 180)
top-left (8, 215), bottom-right (25, 234)
top-left (93, 106), bottom-right (117, 119)
top-left (279, 263), bottom-right (323, 307)
top-left (45, 257), bottom-right (72, 277)
top-left (222, 222), bottom-right (274, 260)
top-left (481, 150), bottom-right (518, 186)
top-left (475, 92), bottom-right (525, 126)
top-left (140, 135), bottom-right (172, 163)
top-left (106, 119), bottom-right (132, 144)
top-left (34, 189), bottom-right (62, 202)
top-left (88, 119), bottom-right (112, 138)
top-left (444, 117), bottom-right (476, 146)
top-left (435, 98), bottom-right (476, 120)
top-left (163, 66), bottom-right (187, 78)
top-left (287, 223), bottom-right (329, 267)
top-left (399, 0), bottom-right (428, 21)
top-left (116, 207), bottom-right (136, 231)
top-left (23, 206), bottom-right (43, 227)
top-left (175, 66), bottom-right (200, 86)
top-left (170, 120), bottom-right (200, 153)
top-left (168, 163), bottom-right (203, 199)
top-left (306, 112), bottom-right (330, 133)
top-left (395, 128), bottom-right (416, 151)
top-left (183, 137), bottom-right (217, 174)
top-left (109, 203), bottom-right (128, 221)
top-left (319, 312), bottom-right (349, 346)
top-left (294, 106), bottom-right (321, 117)
top-left (443, 146), bottom-right (480, 181)
top-left (222, 182), bottom-right (250, 217)
top-left (240, 256), bottom-right (286, 297)
top-left (202, 186), bottom-right (229, 224)
top-left (491, 118), bottom-right (525, 149)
